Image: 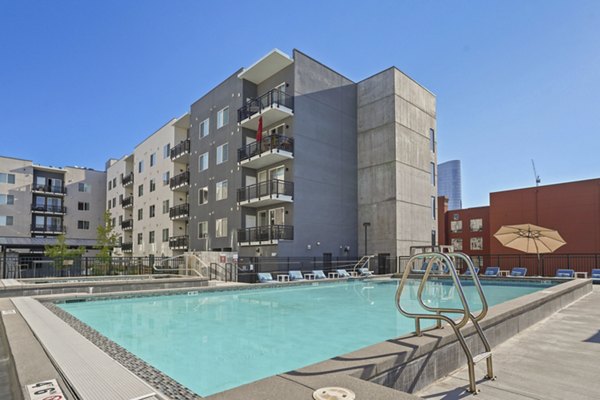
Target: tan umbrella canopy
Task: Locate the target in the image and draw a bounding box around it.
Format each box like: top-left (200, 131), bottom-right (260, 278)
top-left (494, 224), bottom-right (566, 255)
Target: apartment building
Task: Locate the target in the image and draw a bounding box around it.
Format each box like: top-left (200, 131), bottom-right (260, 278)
top-left (0, 156), bottom-right (106, 254)
top-left (106, 115), bottom-right (190, 257)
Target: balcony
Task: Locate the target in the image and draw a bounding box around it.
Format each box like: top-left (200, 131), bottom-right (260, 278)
top-left (122, 242), bottom-right (133, 252)
top-left (121, 219), bottom-right (134, 230)
top-left (31, 184), bottom-right (66, 196)
top-left (122, 172), bottom-right (134, 187)
top-left (169, 235), bottom-right (188, 250)
top-left (169, 203), bottom-right (189, 220)
top-left (122, 196), bottom-right (134, 208)
top-left (170, 171), bottom-right (189, 191)
top-left (31, 204), bottom-right (67, 215)
top-left (237, 179), bottom-right (293, 207)
top-left (238, 225), bottom-right (293, 246)
top-left (31, 224), bottom-right (66, 235)
top-left (237, 89), bottom-right (294, 130)
top-left (238, 134), bottom-right (294, 169)
top-left (170, 139), bottom-right (190, 162)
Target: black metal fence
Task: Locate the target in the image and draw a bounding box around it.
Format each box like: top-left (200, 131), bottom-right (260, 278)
top-left (237, 89), bottom-right (294, 122)
top-left (237, 179), bottom-right (294, 202)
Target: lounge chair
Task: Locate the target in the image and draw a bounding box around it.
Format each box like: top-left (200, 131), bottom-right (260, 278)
top-left (257, 272), bottom-right (274, 283)
top-left (463, 267), bottom-right (480, 276)
top-left (358, 267), bottom-right (373, 277)
top-left (555, 269), bottom-right (575, 278)
top-left (336, 269), bottom-right (351, 278)
top-left (509, 267), bottom-right (527, 277)
top-left (483, 267), bottom-right (500, 277)
top-left (591, 269), bottom-right (600, 283)
top-left (289, 270), bottom-right (305, 281)
top-left (312, 270), bottom-right (327, 279)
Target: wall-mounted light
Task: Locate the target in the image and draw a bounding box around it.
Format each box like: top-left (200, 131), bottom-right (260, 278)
top-left (307, 244), bottom-right (311, 250)
top-left (316, 241), bottom-right (321, 246)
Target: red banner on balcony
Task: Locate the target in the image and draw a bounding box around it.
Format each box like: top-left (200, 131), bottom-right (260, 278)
top-left (256, 116), bottom-right (263, 142)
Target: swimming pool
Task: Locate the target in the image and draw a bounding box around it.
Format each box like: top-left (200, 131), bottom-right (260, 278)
top-left (57, 279), bottom-right (555, 396)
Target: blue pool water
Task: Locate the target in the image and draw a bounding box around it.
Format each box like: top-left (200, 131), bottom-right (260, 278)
top-left (57, 279), bottom-right (554, 396)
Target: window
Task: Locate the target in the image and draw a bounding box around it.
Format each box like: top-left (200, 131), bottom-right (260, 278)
top-left (451, 238), bottom-right (463, 251)
top-left (150, 153), bottom-right (156, 167)
top-left (0, 195), bottom-right (14, 205)
top-left (216, 143), bottom-right (228, 164)
top-left (199, 152), bottom-right (209, 172)
top-left (118, 215), bottom-right (123, 225)
top-left (215, 217), bottom-right (227, 237)
top-left (430, 128), bottom-right (435, 152)
top-left (78, 183), bottom-right (91, 192)
top-left (112, 178), bottom-right (116, 187)
top-left (217, 107), bottom-right (229, 129)
top-left (430, 162), bottom-right (436, 186)
top-left (111, 217), bottom-right (116, 227)
top-left (431, 196), bottom-right (436, 220)
top-left (198, 221), bottom-right (208, 238)
top-left (78, 201), bottom-right (89, 211)
top-left (77, 220), bottom-right (90, 230)
top-left (199, 118), bottom-right (209, 138)
top-left (107, 200), bottom-right (111, 210)
top-left (149, 205), bottom-right (155, 218)
top-left (149, 179), bottom-right (156, 192)
top-left (108, 181), bottom-right (112, 190)
top-left (162, 171), bottom-right (170, 186)
top-left (137, 208), bottom-right (143, 220)
top-left (119, 194), bottom-right (123, 204)
top-left (137, 233), bottom-right (143, 245)
top-left (470, 218), bottom-right (483, 232)
top-left (162, 228), bottom-right (169, 242)
top-left (0, 216), bottom-right (13, 226)
top-left (450, 220), bottom-right (463, 233)
top-left (162, 200), bottom-right (169, 214)
top-left (138, 160), bottom-right (144, 173)
top-left (215, 180), bottom-right (228, 201)
top-left (163, 143), bottom-right (171, 159)
top-left (138, 184), bottom-right (144, 197)
top-left (0, 173), bottom-right (15, 184)
top-left (198, 186), bottom-right (208, 205)
top-left (470, 237), bottom-right (483, 251)
top-left (149, 231), bottom-right (155, 244)
top-left (112, 198), bottom-right (116, 208)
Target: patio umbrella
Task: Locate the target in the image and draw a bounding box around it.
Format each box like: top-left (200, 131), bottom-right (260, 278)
top-left (493, 224), bottom-right (566, 255)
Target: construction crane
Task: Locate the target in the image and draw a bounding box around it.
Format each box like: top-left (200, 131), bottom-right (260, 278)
top-left (531, 159), bottom-right (541, 186)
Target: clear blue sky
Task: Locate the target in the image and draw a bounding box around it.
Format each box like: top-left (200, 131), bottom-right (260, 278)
top-left (1, 1), bottom-right (599, 207)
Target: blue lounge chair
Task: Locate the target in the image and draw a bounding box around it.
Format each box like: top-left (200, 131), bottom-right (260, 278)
top-left (358, 267), bottom-right (373, 277)
top-left (336, 269), bottom-right (351, 278)
top-left (257, 272), bottom-right (274, 283)
top-left (312, 270), bottom-right (326, 279)
top-left (464, 267), bottom-right (480, 276)
top-left (591, 269), bottom-right (600, 283)
top-left (510, 267), bottom-right (527, 277)
top-left (289, 270), bottom-right (305, 281)
top-left (555, 269), bottom-right (575, 278)
top-left (484, 267), bottom-right (500, 277)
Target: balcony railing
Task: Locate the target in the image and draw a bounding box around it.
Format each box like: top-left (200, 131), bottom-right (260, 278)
top-left (122, 172), bottom-right (134, 187)
top-left (170, 171), bottom-right (190, 190)
top-left (169, 235), bottom-right (188, 250)
top-left (169, 203), bottom-right (189, 220)
top-left (237, 89), bottom-right (294, 122)
top-left (121, 219), bottom-right (134, 230)
top-left (238, 225), bottom-right (293, 244)
top-left (237, 134), bottom-right (294, 163)
top-left (31, 184), bottom-right (66, 195)
top-left (31, 204), bottom-right (67, 214)
top-left (170, 139), bottom-right (191, 160)
top-left (237, 179), bottom-right (293, 203)
top-left (122, 196), bottom-right (134, 208)
top-left (31, 224), bottom-right (65, 234)
top-left (122, 243), bottom-right (133, 252)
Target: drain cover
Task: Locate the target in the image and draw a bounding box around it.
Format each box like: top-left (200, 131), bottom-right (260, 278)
top-left (313, 387), bottom-right (356, 400)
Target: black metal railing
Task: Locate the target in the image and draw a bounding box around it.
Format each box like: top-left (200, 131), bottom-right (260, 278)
top-left (237, 179), bottom-right (293, 203)
top-left (122, 172), bottom-right (134, 186)
top-left (169, 203), bottom-right (189, 219)
top-left (237, 225), bottom-right (293, 243)
top-left (237, 134), bottom-right (294, 163)
top-left (32, 184), bottom-right (66, 195)
top-left (31, 224), bottom-right (65, 233)
top-left (121, 243), bottom-right (133, 252)
top-left (170, 139), bottom-right (191, 160)
top-left (170, 171), bottom-right (189, 189)
top-left (169, 235), bottom-right (188, 249)
top-left (237, 89), bottom-right (294, 122)
top-left (121, 219), bottom-right (134, 230)
top-left (31, 204), bottom-right (67, 214)
top-left (122, 196), bottom-right (134, 208)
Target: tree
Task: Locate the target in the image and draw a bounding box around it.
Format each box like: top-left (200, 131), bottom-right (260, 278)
top-left (44, 233), bottom-right (85, 271)
top-left (95, 210), bottom-right (118, 263)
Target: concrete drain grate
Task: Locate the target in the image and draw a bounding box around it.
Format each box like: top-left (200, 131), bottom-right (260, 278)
top-left (313, 387), bottom-right (356, 400)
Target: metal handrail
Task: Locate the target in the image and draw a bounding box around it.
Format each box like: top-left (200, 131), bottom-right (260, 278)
top-left (446, 251), bottom-right (489, 322)
top-left (352, 255), bottom-right (375, 273)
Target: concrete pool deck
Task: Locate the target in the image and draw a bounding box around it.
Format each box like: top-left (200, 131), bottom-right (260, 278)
top-left (417, 285), bottom-right (600, 400)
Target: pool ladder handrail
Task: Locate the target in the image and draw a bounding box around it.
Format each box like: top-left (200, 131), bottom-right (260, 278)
top-left (352, 255), bottom-right (375, 274)
top-left (395, 251), bottom-right (495, 393)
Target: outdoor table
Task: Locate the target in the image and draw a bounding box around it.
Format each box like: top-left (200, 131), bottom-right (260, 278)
top-left (304, 273), bottom-right (316, 280)
top-left (328, 272), bottom-right (339, 279)
top-left (499, 270), bottom-right (510, 277)
top-left (575, 272), bottom-right (588, 279)
top-left (277, 275), bottom-right (290, 282)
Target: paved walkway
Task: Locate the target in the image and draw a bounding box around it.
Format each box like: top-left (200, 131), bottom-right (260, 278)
top-left (417, 285), bottom-right (600, 400)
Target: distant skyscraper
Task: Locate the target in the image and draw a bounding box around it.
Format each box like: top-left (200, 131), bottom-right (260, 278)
top-left (438, 160), bottom-right (462, 210)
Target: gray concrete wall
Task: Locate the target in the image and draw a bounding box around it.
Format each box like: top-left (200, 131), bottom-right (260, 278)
top-left (0, 157), bottom-right (33, 238)
top-left (63, 167), bottom-right (107, 241)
